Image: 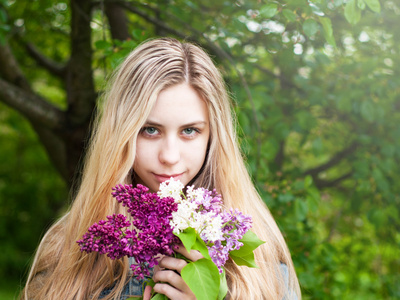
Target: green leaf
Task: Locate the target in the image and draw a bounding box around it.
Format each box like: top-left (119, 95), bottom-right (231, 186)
top-left (358, 0), bottom-right (366, 10)
top-left (0, 8), bottom-right (7, 23)
top-left (95, 40), bottom-right (112, 50)
top-left (360, 101), bottom-right (375, 122)
top-left (229, 230), bottom-right (265, 257)
top-left (364, 0), bottom-right (381, 12)
top-left (282, 9), bottom-right (297, 22)
top-left (260, 4), bottom-right (278, 18)
top-left (303, 19), bottom-right (319, 37)
top-left (344, 0), bottom-right (361, 24)
top-left (177, 228), bottom-right (197, 252)
top-left (230, 252), bottom-right (258, 268)
top-left (218, 271), bottom-right (228, 300)
top-left (312, 137), bottom-right (324, 156)
top-left (151, 294), bottom-right (168, 300)
top-left (145, 278), bottom-right (156, 288)
top-left (306, 193), bottom-right (319, 213)
top-left (132, 29), bottom-right (145, 41)
top-left (192, 235), bottom-right (211, 260)
top-left (319, 17), bottom-right (336, 47)
top-left (294, 199), bottom-right (308, 221)
top-left (318, 17), bottom-right (332, 37)
top-left (181, 259), bottom-right (220, 300)
top-left (304, 175), bottom-right (313, 188)
top-left (278, 193), bottom-right (295, 203)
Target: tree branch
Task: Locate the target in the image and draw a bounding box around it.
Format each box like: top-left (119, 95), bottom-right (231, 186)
top-left (24, 42), bottom-right (67, 78)
top-left (274, 140), bottom-right (285, 171)
top-left (0, 38), bottom-right (69, 180)
top-left (303, 142), bottom-right (359, 177)
top-left (0, 79), bottom-right (66, 130)
top-left (254, 64), bottom-right (305, 95)
top-left (104, 2), bottom-right (131, 40)
top-left (67, 0), bottom-right (96, 126)
top-left (0, 44), bottom-right (31, 91)
top-left (116, 1), bottom-right (188, 39)
top-left (313, 172), bottom-right (353, 189)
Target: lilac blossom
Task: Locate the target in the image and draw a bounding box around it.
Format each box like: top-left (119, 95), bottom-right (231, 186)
top-left (161, 179), bottom-right (253, 273)
top-left (207, 209), bottom-right (253, 272)
top-left (78, 179), bottom-right (253, 278)
top-left (77, 184), bottom-right (179, 279)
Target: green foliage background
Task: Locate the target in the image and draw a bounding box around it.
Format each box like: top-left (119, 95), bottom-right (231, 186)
top-left (0, 0), bottom-right (399, 299)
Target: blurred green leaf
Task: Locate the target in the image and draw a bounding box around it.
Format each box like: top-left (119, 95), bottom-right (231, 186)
top-left (364, 0), bottom-right (381, 12)
top-left (282, 9), bottom-right (297, 22)
top-left (94, 40), bottom-right (112, 50)
top-left (260, 3), bottom-right (278, 18)
top-left (345, 0), bottom-right (361, 24)
top-left (294, 199), bottom-right (308, 221)
top-left (358, 0), bottom-right (366, 10)
top-left (303, 19), bottom-right (319, 37)
top-left (319, 16), bottom-right (336, 46)
top-left (360, 101), bottom-right (375, 122)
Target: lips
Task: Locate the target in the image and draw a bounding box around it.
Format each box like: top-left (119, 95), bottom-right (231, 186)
top-left (153, 173), bottom-right (183, 183)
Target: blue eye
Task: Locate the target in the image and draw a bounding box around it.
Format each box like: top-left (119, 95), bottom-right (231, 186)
top-left (142, 127), bottom-right (159, 136)
top-left (183, 128), bottom-right (194, 134)
top-left (182, 127), bottom-right (200, 138)
top-left (146, 127), bottom-right (156, 134)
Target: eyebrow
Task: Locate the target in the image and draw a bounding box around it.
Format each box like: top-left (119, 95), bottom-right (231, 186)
top-left (144, 120), bottom-right (208, 127)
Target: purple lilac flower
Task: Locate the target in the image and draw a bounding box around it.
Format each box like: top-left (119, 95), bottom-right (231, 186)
top-left (77, 214), bottom-right (131, 259)
top-left (195, 188), bottom-right (223, 214)
top-left (77, 184), bottom-right (179, 279)
top-left (205, 209), bottom-right (252, 272)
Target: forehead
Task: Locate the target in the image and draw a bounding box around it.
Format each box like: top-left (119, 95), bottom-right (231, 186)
top-left (146, 83), bottom-right (209, 125)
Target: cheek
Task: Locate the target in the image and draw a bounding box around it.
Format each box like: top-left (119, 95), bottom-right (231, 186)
top-left (134, 140), bottom-right (155, 169)
top-left (189, 137), bottom-right (209, 169)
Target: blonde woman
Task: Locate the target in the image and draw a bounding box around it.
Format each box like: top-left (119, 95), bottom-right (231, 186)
top-left (21, 38), bottom-right (301, 299)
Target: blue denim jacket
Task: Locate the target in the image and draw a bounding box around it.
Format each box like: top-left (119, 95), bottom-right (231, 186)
top-left (100, 260), bottom-right (297, 299)
top-left (99, 258), bottom-right (152, 299)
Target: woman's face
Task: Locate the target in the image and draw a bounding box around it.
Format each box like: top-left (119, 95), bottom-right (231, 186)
top-left (133, 83), bottom-right (210, 192)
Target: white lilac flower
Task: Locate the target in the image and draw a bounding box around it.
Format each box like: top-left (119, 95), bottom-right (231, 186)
top-left (164, 179), bottom-right (253, 273)
top-left (170, 201), bottom-right (196, 234)
top-left (187, 187), bottom-right (205, 205)
top-left (201, 213), bottom-right (223, 242)
top-left (190, 211), bottom-right (206, 232)
top-left (158, 178), bottom-right (184, 201)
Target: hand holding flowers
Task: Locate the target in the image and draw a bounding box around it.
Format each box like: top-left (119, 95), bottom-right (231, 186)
top-left (77, 179), bottom-right (264, 300)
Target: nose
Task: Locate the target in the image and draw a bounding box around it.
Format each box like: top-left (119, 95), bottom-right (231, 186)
top-left (159, 136), bottom-right (180, 165)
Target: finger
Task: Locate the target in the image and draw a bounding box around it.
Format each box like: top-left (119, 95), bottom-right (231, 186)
top-left (153, 268), bottom-right (194, 295)
top-left (153, 257), bottom-right (197, 299)
top-left (153, 269), bottom-right (183, 287)
top-left (174, 244), bottom-right (203, 262)
top-left (158, 256), bottom-right (187, 274)
top-left (143, 285), bottom-right (152, 300)
top-left (153, 282), bottom-right (191, 300)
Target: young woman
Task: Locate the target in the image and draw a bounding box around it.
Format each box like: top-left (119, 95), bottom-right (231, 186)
top-left (21, 38), bottom-right (301, 299)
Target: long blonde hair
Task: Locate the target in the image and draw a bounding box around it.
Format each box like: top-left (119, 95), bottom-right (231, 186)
top-left (22, 38), bottom-right (301, 299)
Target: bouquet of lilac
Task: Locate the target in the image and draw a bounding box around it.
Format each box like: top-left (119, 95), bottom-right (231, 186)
top-left (77, 179), bottom-right (264, 300)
